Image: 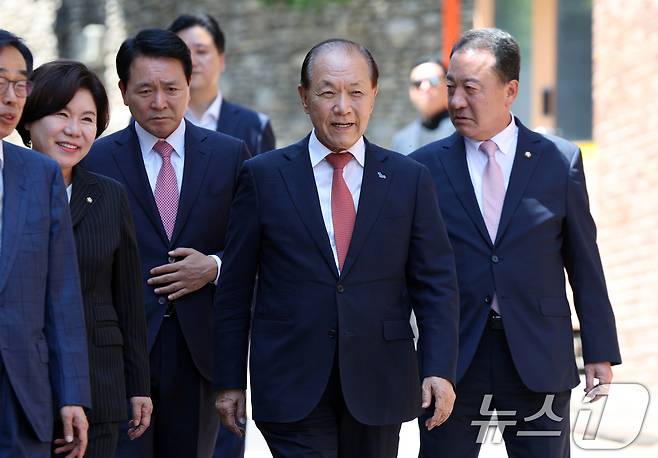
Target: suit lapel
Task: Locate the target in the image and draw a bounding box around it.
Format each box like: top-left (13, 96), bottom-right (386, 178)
top-left (438, 134), bottom-right (492, 246)
top-left (279, 137), bottom-right (338, 277)
top-left (170, 122), bottom-right (211, 245)
top-left (496, 121), bottom-right (543, 243)
top-left (216, 100), bottom-right (240, 135)
top-left (70, 167), bottom-right (101, 228)
top-left (110, 124), bottom-right (169, 245)
top-left (0, 143), bottom-right (28, 292)
top-left (339, 141), bottom-right (392, 279)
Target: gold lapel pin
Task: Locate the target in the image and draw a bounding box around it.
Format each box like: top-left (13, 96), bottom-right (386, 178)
top-left (524, 151), bottom-right (532, 158)
top-left (86, 196), bottom-right (93, 204)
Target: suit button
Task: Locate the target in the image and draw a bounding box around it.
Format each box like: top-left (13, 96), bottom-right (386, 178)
top-left (168, 256), bottom-right (176, 263)
top-left (158, 297), bottom-right (166, 305)
top-left (328, 329), bottom-right (337, 339)
top-left (484, 295), bottom-right (492, 304)
top-left (336, 284), bottom-right (344, 293)
top-left (491, 255), bottom-right (500, 264)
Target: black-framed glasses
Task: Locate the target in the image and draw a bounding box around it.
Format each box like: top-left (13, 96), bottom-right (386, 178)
top-left (409, 75), bottom-right (442, 89)
top-left (0, 76), bottom-right (33, 98)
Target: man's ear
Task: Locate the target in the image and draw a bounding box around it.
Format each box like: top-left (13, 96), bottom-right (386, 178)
top-left (298, 84), bottom-right (310, 114)
top-left (119, 81), bottom-right (128, 107)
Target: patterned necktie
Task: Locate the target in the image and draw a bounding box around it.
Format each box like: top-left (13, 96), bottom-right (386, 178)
top-left (153, 140), bottom-right (179, 240)
top-left (480, 139), bottom-right (504, 314)
top-left (325, 152), bottom-right (356, 272)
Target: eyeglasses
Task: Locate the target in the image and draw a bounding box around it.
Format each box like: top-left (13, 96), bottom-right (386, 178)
top-left (0, 76), bottom-right (33, 98)
top-left (409, 75), bottom-right (442, 89)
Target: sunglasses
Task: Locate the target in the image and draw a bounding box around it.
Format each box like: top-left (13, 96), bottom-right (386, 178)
top-left (409, 75), bottom-right (442, 89)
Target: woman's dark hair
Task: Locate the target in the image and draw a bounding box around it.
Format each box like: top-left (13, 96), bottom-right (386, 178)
top-left (17, 60), bottom-right (109, 146)
top-left (169, 14), bottom-right (225, 53)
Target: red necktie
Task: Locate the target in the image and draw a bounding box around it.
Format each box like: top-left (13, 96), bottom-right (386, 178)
top-left (153, 140), bottom-right (179, 240)
top-left (325, 152), bottom-right (356, 272)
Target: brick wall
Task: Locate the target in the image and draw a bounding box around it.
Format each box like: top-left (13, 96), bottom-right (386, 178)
top-left (592, 0), bottom-right (658, 406)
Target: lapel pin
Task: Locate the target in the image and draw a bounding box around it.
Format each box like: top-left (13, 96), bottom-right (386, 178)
top-left (377, 171), bottom-right (387, 179)
top-left (86, 196), bottom-right (93, 204)
top-left (524, 151), bottom-right (532, 159)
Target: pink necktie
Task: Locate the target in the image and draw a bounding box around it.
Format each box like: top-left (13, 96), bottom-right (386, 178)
top-left (325, 152), bottom-right (356, 272)
top-left (153, 140), bottom-right (179, 240)
top-left (480, 139), bottom-right (504, 314)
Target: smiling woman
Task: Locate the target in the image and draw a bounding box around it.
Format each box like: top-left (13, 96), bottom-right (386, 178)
top-left (16, 60), bottom-right (152, 458)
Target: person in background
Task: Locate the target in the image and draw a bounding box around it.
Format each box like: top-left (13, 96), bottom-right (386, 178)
top-left (169, 13), bottom-right (275, 155)
top-left (412, 28), bottom-right (621, 457)
top-left (392, 57), bottom-right (454, 155)
top-left (0, 29), bottom-right (90, 458)
top-left (17, 60), bottom-right (152, 458)
top-left (82, 28), bottom-right (250, 458)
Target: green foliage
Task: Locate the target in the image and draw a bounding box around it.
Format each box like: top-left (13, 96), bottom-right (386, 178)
top-left (260, 0), bottom-right (350, 9)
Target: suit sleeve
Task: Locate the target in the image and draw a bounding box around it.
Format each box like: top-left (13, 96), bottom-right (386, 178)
top-left (406, 165), bottom-right (460, 383)
top-left (113, 187), bottom-right (151, 397)
top-left (214, 160), bottom-right (261, 390)
top-left (44, 163), bottom-right (92, 408)
top-left (563, 149), bottom-right (621, 365)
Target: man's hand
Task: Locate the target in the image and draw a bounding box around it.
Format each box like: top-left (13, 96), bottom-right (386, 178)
top-left (127, 396), bottom-right (153, 440)
top-left (148, 247), bottom-right (218, 300)
top-left (53, 406), bottom-right (88, 457)
top-left (215, 389), bottom-right (246, 438)
top-left (584, 361), bottom-right (613, 402)
top-left (421, 376), bottom-right (456, 430)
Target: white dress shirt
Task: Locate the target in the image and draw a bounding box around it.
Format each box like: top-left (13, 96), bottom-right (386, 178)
top-left (66, 183), bottom-right (72, 202)
top-left (184, 93), bottom-right (222, 131)
top-left (134, 120), bottom-right (221, 283)
top-left (308, 129), bottom-right (365, 271)
top-left (464, 115), bottom-right (518, 214)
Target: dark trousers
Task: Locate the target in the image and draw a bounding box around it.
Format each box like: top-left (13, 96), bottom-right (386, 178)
top-left (0, 357), bottom-right (50, 457)
top-left (419, 313), bottom-right (571, 458)
top-left (256, 358), bottom-right (401, 458)
top-left (116, 315), bottom-right (219, 458)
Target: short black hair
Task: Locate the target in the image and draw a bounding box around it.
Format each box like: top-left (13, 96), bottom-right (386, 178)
top-left (411, 56), bottom-right (447, 76)
top-left (300, 38), bottom-right (379, 89)
top-left (17, 60), bottom-right (109, 146)
top-left (169, 14), bottom-right (225, 53)
top-left (450, 28), bottom-right (520, 83)
top-left (0, 29), bottom-right (34, 76)
top-left (116, 28), bottom-right (192, 85)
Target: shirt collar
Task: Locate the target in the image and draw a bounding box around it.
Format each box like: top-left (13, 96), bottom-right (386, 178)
top-left (464, 114), bottom-right (518, 156)
top-left (135, 119), bottom-right (187, 159)
top-left (308, 129), bottom-right (366, 168)
top-left (185, 92), bottom-right (223, 125)
top-left (0, 140), bottom-right (4, 171)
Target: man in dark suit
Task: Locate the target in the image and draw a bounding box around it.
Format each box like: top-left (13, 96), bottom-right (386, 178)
top-left (411, 28), bottom-right (621, 457)
top-left (82, 29), bottom-right (250, 458)
top-left (169, 14), bottom-right (276, 155)
top-left (214, 38), bottom-right (460, 458)
top-left (0, 30), bottom-right (90, 457)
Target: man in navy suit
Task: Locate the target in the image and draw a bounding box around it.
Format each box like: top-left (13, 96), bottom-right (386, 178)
top-left (214, 38), bottom-right (460, 458)
top-left (83, 29), bottom-right (250, 458)
top-left (412, 28), bottom-right (621, 457)
top-left (169, 14), bottom-right (275, 156)
top-left (0, 29), bottom-right (90, 457)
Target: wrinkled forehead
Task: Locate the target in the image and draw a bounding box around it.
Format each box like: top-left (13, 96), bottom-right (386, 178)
top-left (310, 48), bottom-right (372, 86)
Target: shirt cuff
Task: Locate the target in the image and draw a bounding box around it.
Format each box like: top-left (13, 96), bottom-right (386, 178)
top-left (209, 255), bottom-right (222, 285)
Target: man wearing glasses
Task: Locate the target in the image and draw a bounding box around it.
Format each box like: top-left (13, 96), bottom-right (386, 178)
top-left (0, 29), bottom-right (91, 457)
top-left (392, 57), bottom-right (454, 155)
